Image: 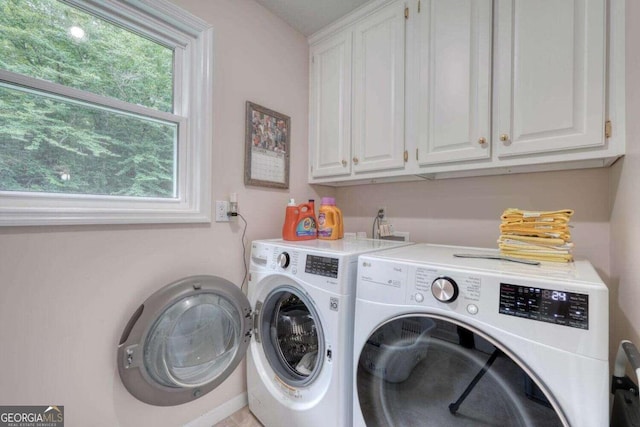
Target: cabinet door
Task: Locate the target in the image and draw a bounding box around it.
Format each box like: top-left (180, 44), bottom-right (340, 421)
top-left (309, 30), bottom-right (353, 178)
top-left (352, 1), bottom-right (406, 173)
top-left (417, 0), bottom-right (492, 165)
top-left (495, 0), bottom-right (606, 157)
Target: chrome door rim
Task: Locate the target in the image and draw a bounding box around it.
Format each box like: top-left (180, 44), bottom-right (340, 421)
top-left (117, 275), bottom-right (251, 406)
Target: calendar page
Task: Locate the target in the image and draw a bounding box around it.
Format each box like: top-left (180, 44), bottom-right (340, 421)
top-left (251, 147), bottom-right (285, 184)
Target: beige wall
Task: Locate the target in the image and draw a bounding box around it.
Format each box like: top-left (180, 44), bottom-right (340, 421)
top-left (336, 169), bottom-right (611, 280)
top-left (0, 1), bottom-right (327, 426)
top-left (609, 0), bottom-right (640, 361)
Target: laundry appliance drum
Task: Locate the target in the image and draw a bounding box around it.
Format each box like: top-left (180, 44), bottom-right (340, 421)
top-left (357, 315), bottom-right (566, 426)
top-left (258, 285), bottom-right (324, 388)
top-left (118, 275), bottom-right (251, 406)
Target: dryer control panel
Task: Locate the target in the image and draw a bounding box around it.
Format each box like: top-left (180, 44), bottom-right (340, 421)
top-left (499, 283), bottom-right (589, 330)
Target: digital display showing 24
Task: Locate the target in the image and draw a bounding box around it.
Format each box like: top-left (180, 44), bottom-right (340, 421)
top-left (542, 289), bottom-right (567, 301)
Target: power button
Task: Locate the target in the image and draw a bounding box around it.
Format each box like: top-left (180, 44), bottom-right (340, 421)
top-left (466, 304), bottom-right (479, 315)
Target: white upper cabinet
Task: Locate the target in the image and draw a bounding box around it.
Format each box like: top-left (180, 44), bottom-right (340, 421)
top-left (352, 0), bottom-right (406, 173)
top-left (308, 0), bottom-right (622, 185)
top-left (494, 0), bottom-right (606, 157)
top-left (309, 30), bottom-right (353, 178)
top-left (416, 0), bottom-right (492, 165)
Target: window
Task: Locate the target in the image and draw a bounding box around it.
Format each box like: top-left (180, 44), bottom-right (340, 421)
top-left (0, 0), bottom-right (213, 225)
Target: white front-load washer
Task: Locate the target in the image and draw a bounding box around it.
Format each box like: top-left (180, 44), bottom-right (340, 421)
top-left (353, 244), bottom-right (609, 427)
top-left (246, 238), bottom-right (412, 427)
top-left (116, 237), bottom-right (410, 413)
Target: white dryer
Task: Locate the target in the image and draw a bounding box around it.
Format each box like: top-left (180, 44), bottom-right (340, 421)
top-left (353, 244), bottom-right (609, 427)
top-left (247, 238), bottom-right (412, 427)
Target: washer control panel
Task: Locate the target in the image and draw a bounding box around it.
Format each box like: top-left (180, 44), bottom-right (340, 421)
top-left (304, 254), bottom-right (339, 278)
top-left (251, 242), bottom-right (351, 291)
top-left (269, 249), bottom-right (301, 273)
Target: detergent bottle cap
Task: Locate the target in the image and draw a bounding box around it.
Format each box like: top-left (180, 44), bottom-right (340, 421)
top-left (287, 198), bottom-right (296, 206)
top-left (321, 197), bottom-right (335, 206)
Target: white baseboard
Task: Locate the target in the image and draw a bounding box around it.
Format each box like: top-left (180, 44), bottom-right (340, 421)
top-left (183, 393), bottom-right (248, 427)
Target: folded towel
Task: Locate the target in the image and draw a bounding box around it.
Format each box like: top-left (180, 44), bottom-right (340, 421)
top-left (498, 234), bottom-right (570, 246)
top-left (499, 226), bottom-right (571, 241)
top-left (499, 244), bottom-right (572, 254)
top-left (501, 208), bottom-right (574, 221)
top-left (499, 250), bottom-right (574, 263)
top-left (501, 248), bottom-right (572, 257)
top-left (501, 214), bottom-right (572, 224)
top-left (500, 219), bottom-right (571, 229)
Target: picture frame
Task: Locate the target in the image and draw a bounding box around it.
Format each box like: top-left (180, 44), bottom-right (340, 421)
top-left (244, 101), bottom-right (290, 189)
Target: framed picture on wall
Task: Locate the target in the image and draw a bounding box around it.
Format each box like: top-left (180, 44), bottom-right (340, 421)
top-left (244, 101), bottom-right (290, 189)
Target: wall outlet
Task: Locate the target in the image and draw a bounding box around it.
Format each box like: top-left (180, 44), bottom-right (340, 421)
top-left (215, 200), bottom-right (230, 222)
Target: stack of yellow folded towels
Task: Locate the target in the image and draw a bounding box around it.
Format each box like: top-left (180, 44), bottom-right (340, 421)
top-left (498, 208), bottom-right (574, 263)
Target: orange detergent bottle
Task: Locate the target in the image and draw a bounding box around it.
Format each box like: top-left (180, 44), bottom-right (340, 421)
top-left (318, 197), bottom-right (344, 240)
top-left (282, 199), bottom-right (317, 241)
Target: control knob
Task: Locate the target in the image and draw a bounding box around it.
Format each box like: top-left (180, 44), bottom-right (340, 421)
top-left (431, 277), bottom-right (459, 303)
top-left (277, 252), bottom-right (290, 269)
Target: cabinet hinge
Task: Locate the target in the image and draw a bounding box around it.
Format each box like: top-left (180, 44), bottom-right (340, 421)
top-left (605, 120), bottom-right (612, 139)
top-left (404, 150), bottom-right (408, 162)
top-left (418, 0), bottom-right (421, 13)
top-left (405, 6), bottom-right (409, 19)
top-left (415, 148), bottom-right (419, 161)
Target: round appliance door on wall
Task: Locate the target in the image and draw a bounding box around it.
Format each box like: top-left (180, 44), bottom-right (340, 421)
top-left (118, 275), bottom-right (251, 406)
top-left (356, 315), bottom-right (567, 426)
top-left (258, 285), bottom-right (325, 388)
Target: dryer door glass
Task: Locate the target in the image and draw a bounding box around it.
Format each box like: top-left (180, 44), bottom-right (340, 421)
top-left (259, 286), bottom-right (324, 387)
top-left (356, 316), bottom-right (565, 426)
top-left (144, 292), bottom-right (242, 388)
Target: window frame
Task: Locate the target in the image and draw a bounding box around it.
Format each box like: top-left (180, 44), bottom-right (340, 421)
top-left (0, 0), bottom-right (213, 226)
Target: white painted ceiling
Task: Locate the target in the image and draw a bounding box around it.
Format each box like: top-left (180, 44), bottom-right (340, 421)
top-left (254, 0), bottom-right (371, 36)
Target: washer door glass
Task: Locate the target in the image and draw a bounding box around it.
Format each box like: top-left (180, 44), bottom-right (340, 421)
top-left (259, 286), bottom-right (324, 387)
top-left (357, 316), bottom-right (565, 426)
top-left (144, 292), bottom-right (242, 388)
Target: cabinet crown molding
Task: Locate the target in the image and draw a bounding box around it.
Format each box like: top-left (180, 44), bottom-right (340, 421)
top-left (308, 0), bottom-right (397, 45)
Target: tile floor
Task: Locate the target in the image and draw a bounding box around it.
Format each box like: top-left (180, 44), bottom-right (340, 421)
top-left (213, 406), bottom-right (263, 427)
